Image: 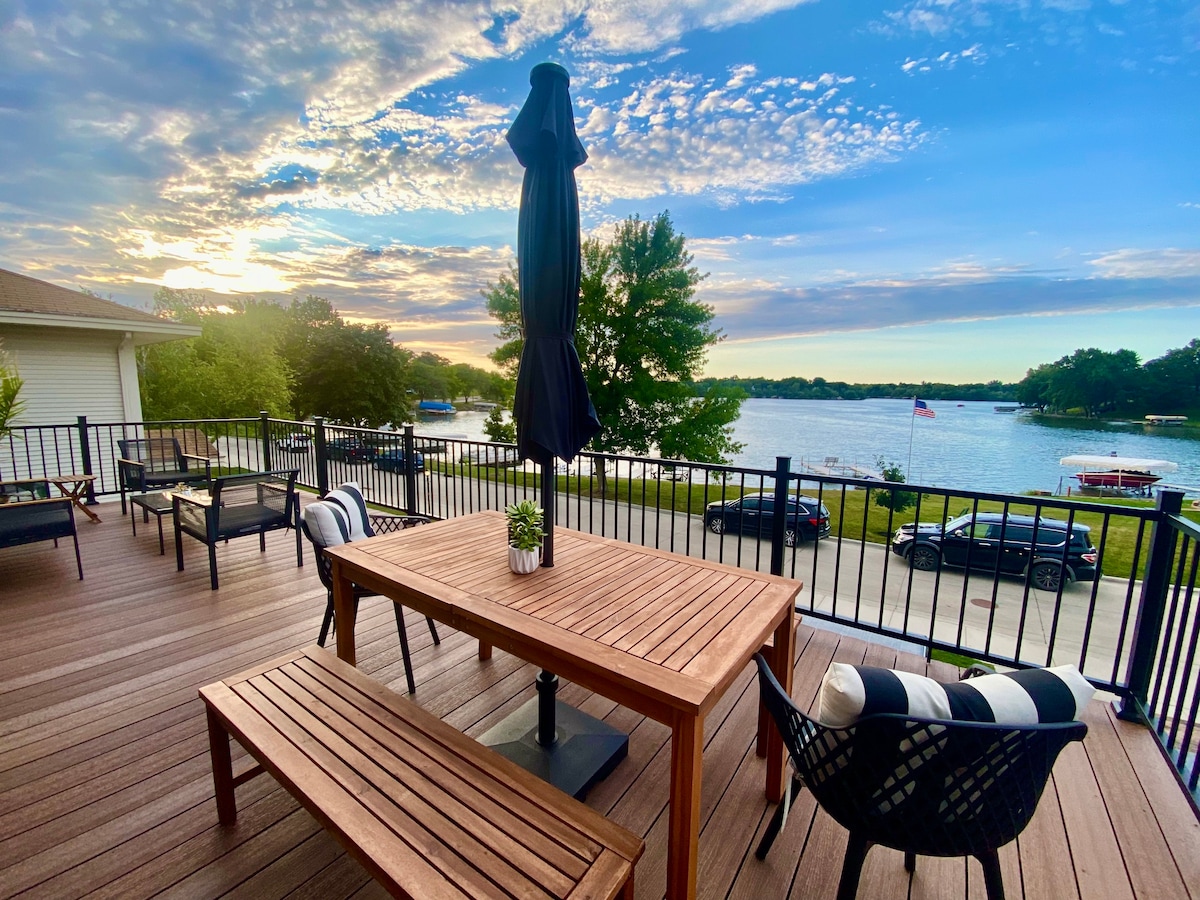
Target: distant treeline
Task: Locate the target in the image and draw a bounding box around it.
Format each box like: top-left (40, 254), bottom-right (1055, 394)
top-left (690, 376), bottom-right (1017, 402)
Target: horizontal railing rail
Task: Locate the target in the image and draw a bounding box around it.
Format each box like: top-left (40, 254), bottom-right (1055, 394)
top-left (3, 413), bottom-right (1197, 815)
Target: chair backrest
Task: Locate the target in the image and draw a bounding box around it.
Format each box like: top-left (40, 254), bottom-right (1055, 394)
top-left (323, 482), bottom-right (373, 540)
top-left (204, 470), bottom-right (298, 537)
top-left (118, 437), bottom-right (186, 474)
top-left (754, 654), bottom-right (1087, 858)
top-left (300, 486), bottom-right (428, 594)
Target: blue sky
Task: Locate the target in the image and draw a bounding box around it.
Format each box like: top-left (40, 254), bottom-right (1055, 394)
top-left (2, 0), bottom-right (1197, 382)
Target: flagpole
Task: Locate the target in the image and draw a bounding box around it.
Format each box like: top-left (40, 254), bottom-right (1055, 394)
top-left (907, 396), bottom-right (917, 478)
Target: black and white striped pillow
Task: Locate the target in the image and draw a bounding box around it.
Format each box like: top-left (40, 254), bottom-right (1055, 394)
top-left (817, 662), bottom-right (1094, 728)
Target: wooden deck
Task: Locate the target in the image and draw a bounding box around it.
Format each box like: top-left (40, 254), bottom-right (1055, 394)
top-left (2, 500), bottom-right (1198, 899)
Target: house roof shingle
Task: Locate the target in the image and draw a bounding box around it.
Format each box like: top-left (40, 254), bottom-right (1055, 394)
top-left (0, 267), bottom-right (199, 344)
top-left (0, 267), bottom-right (170, 324)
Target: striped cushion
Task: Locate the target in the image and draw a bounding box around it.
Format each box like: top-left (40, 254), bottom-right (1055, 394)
top-left (324, 482), bottom-right (373, 541)
top-left (817, 662), bottom-right (1094, 728)
top-left (302, 501), bottom-right (350, 548)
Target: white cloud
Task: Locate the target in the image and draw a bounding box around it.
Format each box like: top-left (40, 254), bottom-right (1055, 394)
top-left (1090, 248), bottom-right (1200, 279)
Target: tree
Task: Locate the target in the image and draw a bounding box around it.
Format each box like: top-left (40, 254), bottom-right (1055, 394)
top-left (1016, 363), bottom-right (1057, 412)
top-left (482, 407), bottom-right (515, 443)
top-left (407, 352), bottom-right (454, 402)
top-left (1047, 348), bottom-right (1142, 417)
top-left (873, 457), bottom-right (916, 513)
top-left (0, 340), bottom-right (25, 439)
top-left (1143, 339), bottom-right (1200, 412)
top-left (294, 321), bottom-right (412, 427)
top-left (140, 289), bottom-right (293, 419)
top-left (486, 211), bottom-right (744, 487)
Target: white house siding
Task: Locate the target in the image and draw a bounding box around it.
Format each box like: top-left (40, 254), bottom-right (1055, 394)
top-left (1, 326), bottom-right (132, 486)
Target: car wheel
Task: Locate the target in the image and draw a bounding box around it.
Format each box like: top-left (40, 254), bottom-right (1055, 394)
top-left (1032, 562), bottom-right (1063, 592)
top-left (910, 545), bottom-right (940, 572)
top-left (708, 517), bottom-right (725, 535)
top-left (784, 528), bottom-right (798, 547)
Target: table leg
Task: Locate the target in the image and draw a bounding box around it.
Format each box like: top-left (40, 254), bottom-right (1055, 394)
top-left (667, 712), bottom-right (702, 900)
top-left (332, 561), bottom-right (358, 666)
top-left (55, 482), bottom-right (101, 523)
top-left (765, 612), bottom-right (795, 803)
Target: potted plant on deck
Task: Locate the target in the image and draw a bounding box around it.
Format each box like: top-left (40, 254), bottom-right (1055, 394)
top-left (505, 499), bottom-right (545, 574)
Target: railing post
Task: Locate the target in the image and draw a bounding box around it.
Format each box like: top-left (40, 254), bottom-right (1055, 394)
top-left (1118, 489), bottom-right (1185, 722)
top-left (313, 417), bottom-right (329, 497)
top-left (770, 456), bottom-right (792, 577)
top-left (403, 425), bottom-right (418, 516)
top-left (259, 411), bottom-right (272, 472)
top-left (76, 416), bottom-right (98, 505)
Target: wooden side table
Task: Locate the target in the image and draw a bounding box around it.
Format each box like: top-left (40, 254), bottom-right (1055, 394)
top-left (47, 474), bottom-right (101, 524)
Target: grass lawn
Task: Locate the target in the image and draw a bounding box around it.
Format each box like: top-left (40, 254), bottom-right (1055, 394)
top-left (431, 458), bottom-right (1199, 581)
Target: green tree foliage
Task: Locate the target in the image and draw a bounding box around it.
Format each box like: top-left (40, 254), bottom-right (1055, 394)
top-left (484, 267), bottom-right (522, 379)
top-left (1143, 339), bottom-right (1200, 412)
top-left (1015, 363), bottom-right (1056, 412)
top-left (485, 211), bottom-right (745, 475)
top-left (294, 321), bottom-right (412, 427)
top-left (482, 407), bottom-right (515, 443)
top-left (408, 352), bottom-right (454, 401)
top-left (140, 289), bottom-right (292, 419)
top-left (872, 457), bottom-right (916, 513)
top-left (0, 340), bottom-right (25, 438)
top-left (1014, 339), bottom-right (1200, 418)
top-left (144, 288), bottom-right (507, 426)
top-left (692, 375), bottom-right (1018, 401)
top-left (1047, 348), bottom-right (1142, 417)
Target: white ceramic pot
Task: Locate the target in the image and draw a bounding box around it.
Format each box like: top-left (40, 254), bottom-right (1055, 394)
top-left (508, 544), bottom-right (541, 574)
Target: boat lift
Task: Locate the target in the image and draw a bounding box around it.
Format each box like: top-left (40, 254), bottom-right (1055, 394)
top-left (1059, 454), bottom-right (1180, 496)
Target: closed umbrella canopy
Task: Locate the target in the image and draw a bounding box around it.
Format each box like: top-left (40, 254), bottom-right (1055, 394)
top-left (507, 62), bottom-right (601, 467)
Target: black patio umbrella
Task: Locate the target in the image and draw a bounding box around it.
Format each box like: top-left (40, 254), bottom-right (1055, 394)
top-left (480, 63), bottom-right (623, 798)
top-left (508, 61), bottom-right (601, 570)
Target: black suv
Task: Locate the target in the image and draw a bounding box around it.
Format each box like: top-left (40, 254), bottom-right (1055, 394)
top-left (890, 512), bottom-right (1098, 591)
top-left (704, 493), bottom-right (831, 547)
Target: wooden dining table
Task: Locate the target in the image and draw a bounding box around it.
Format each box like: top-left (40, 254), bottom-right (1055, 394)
top-left (325, 509), bottom-right (801, 900)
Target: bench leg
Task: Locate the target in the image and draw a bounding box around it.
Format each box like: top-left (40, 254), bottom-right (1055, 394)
top-left (206, 706), bottom-right (238, 825)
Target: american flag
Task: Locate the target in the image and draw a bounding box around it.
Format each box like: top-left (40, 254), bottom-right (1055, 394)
top-left (913, 399), bottom-right (936, 419)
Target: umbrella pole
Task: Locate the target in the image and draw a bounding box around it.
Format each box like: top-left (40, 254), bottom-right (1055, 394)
top-left (538, 461), bottom-right (558, 746)
top-left (541, 462), bottom-right (555, 567)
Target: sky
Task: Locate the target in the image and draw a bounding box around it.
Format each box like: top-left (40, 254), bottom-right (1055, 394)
top-left (2, 0), bottom-right (1198, 383)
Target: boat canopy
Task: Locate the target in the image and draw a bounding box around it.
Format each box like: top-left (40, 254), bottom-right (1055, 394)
top-left (417, 400), bottom-right (455, 413)
top-left (1059, 455), bottom-right (1179, 474)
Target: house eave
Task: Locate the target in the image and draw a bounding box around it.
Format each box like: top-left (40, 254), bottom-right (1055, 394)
top-left (0, 311), bottom-right (201, 345)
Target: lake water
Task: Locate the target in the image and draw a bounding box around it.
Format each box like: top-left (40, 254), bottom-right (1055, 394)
top-left (410, 399), bottom-right (1200, 496)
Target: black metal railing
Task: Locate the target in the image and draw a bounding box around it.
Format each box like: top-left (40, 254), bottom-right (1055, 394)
top-left (3, 414), bottom-right (1197, 813)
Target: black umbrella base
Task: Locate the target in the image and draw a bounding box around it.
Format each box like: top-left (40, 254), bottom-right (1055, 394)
top-left (479, 698), bottom-right (628, 800)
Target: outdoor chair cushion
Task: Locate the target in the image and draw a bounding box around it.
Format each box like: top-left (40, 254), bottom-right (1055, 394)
top-left (323, 482), bottom-right (373, 541)
top-left (302, 500), bottom-right (351, 547)
top-left (818, 662), bottom-right (1094, 728)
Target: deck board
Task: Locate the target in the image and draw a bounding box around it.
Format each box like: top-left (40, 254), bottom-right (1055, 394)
top-left (0, 499), bottom-right (1196, 899)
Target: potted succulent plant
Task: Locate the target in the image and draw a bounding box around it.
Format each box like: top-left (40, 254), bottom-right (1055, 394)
top-left (505, 499), bottom-right (545, 574)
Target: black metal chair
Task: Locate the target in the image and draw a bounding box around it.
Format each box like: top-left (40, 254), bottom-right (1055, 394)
top-left (174, 469), bottom-right (301, 590)
top-left (753, 654), bottom-right (1087, 900)
top-left (301, 502), bottom-right (440, 694)
top-left (117, 437), bottom-right (211, 514)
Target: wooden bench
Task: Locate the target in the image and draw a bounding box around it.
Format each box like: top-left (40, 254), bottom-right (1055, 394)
top-left (200, 646), bottom-right (644, 900)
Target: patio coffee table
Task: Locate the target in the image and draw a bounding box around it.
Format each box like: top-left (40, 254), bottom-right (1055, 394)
top-left (129, 491), bottom-right (175, 554)
top-left (325, 509), bottom-right (802, 900)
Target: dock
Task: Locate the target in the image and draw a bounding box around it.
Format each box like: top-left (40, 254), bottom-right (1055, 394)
top-left (798, 456), bottom-right (882, 481)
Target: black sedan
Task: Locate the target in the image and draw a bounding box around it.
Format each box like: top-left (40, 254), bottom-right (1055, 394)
top-left (704, 493), bottom-right (831, 547)
top-left (374, 449), bottom-right (425, 474)
top-left (326, 437), bottom-right (377, 464)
